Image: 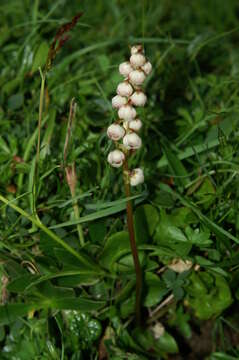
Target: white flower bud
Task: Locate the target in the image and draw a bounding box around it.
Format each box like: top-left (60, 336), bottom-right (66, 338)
top-left (130, 53), bottom-right (146, 68)
top-left (117, 81), bottom-right (133, 97)
top-left (107, 149), bottom-right (125, 168)
top-left (142, 61), bottom-right (152, 75)
top-left (130, 91), bottom-right (147, 106)
top-left (123, 133), bottom-right (142, 150)
top-left (112, 95), bottom-right (127, 109)
top-left (107, 123), bottom-right (125, 141)
top-left (118, 105), bottom-right (136, 121)
top-left (131, 45), bottom-right (143, 55)
top-left (128, 118), bottom-right (142, 131)
top-left (129, 70), bottom-right (146, 86)
top-left (130, 168), bottom-right (144, 186)
top-left (119, 61), bottom-right (133, 77)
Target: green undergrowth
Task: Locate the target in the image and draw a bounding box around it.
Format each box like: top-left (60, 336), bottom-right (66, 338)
top-left (1, 0), bottom-right (239, 359)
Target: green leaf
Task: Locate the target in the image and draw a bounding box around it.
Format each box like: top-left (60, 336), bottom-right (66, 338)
top-left (0, 298), bottom-right (105, 326)
top-left (40, 108), bottom-right (56, 159)
top-left (209, 353), bottom-right (239, 360)
top-left (157, 331), bottom-right (179, 354)
top-left (57, 274), bottom-right (100, 287)
top-left (7, 274), bottom-right (40, 293)
top-left (0, 136), bottom-right (10, 153)
top-left (159, 184), bottom-right (239, 246)
top-left (194, 177), bottom-right (216, 209)
top-left (99, 231), bottom-right (130, 270)
top-left (0, 303), bottom-right (40, 325)
top-left (8, 93), bottom-right (24, 110)
top-left (50, 203), bottom-right (126, 229)
top-left (157, 139), bottom-right (220, 168)
top-left (88, 219), bottom-right (107, 243)
top-left (144, 272), bottom-right (168, 307)
top-left (154, 210), bottom-right (192, 256)
top-left (134, 204), bottom-right (159, 244)
top-left (0, 193), bottom-right (97, 268)
top-left (161, 139), bottom-right (189, 187)
top-left (50, 193), bottom-right (147, 229)
top-left (50, 297), bottom-right (105, 311)
top-left (65, 311), bottom-right (102, 343)
top-left (120, 295), bottom-right (135, 318)
top-left (54, 247), bottom-right (99, 272)
top-left (133, 328), bottom-right (178, 355)
top-left (117, 251), bottom-right (145, 272)
top-left (185, 272), bottom-right (232, 319)
top-left (25, 270), bottom-right (101, 290)
top-left (32, 42), bottom-right (49, 73)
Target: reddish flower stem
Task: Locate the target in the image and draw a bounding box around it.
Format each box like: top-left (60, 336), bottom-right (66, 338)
top-left (123, 160), bottom-right (142, 326)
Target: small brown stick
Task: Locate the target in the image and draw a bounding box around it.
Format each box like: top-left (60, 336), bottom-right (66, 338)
top-left (147, 294), bottom-right (175, 325)
top-left (64, 99), bottom-right (85, 246)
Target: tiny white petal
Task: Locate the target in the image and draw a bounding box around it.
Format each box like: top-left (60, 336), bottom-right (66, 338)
top-left (130, 91), bottom-right (147, 106)
top-left (117, 81), bottom-right (133, 97)
top-left (119, 62), bottom-right (133, 77)
top-left (129, 70), bottom-right (146, 86)
top-left (131, 45), bottom-right (143, 55)
top-left (112, 95), bottom-right (127, 109)
top-left (130, 168), bottom-right (144, 186)
top-left (107, 123), bottom-right (125, 141)
top-left (128, 118), bottom-right (142, 131)
top-left (130, 53), bottom-right (146, 68)
top-left (107, 150), bottom-right (125, 168)
top-left (142, 61), bottom-right (152, 75)
top-left (118, 105), bottom-right (136, 121)
top-left (123, 133), bottom-right (142, 150)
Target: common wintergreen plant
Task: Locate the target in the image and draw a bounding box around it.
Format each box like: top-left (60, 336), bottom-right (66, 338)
top-left (107, 44), bottom-right (152, 325)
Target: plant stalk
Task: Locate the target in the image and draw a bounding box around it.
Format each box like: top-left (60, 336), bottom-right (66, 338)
top-left (36, 68), bottom-right (46, 168)
top-left (32, 68), bottom-right (46, 221)
top-left (64, 99), bottom-right (85, 247)
top-left (123, 160), bottom-right (142, 326)
top-left (65, 164), bottom-right (85, 247)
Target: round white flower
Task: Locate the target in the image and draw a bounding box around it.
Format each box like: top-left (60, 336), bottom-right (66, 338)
top-left (128, 118), bottom-right (142, 131)
top-left (130, 53), bottom-right (146, 68)
top-left (117, 81), bottom-right (133, 97)
top-left (118, 105), bottom-right (136, 121)
top-left (130, 168), bottom-right (144, 186)
top-left (142, 61), bottom-right (152, 75)
top-left (112, 95), bottom-right (127, 109)
top-left (119, 61), bottom-right (133, 77)
top-left (107, 149), bottom-right (125, 168)
top-left (129, 70), bottom-right (146, 86)
top-left (131, 45), bottom-right (143, 55)
top-left (107, 123), bottom-right (125, 141)
top-left (130, 91), bottom-right (147, 106)
top-left (123, 133), bottom-right (142, 150)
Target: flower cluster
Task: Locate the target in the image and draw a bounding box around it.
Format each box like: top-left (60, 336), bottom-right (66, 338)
top-left (107, 45), bottom-right (152, 186)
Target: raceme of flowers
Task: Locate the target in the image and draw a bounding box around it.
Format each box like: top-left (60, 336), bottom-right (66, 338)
top-left (107, 45), bottom-right (152, 186)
